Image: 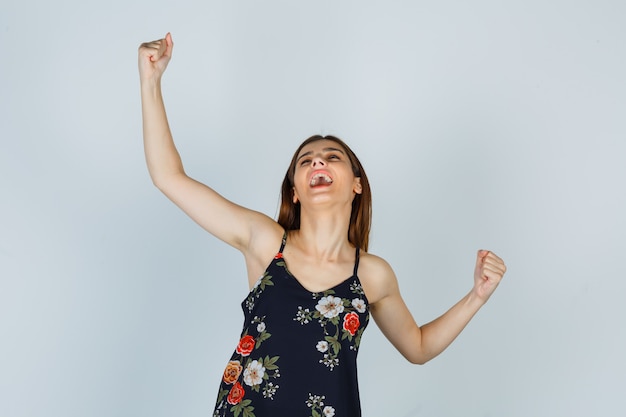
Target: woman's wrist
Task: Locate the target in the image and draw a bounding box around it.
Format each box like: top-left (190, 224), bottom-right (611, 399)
top-left (140, 78), bottom-right (164, 102)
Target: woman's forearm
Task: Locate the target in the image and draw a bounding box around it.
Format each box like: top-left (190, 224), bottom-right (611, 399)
top-left (140, 80), bottom-right (185, 187)
top-left (418, 290), bottom-right (484, 362)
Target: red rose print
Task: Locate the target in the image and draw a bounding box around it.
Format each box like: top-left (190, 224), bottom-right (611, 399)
top-left (236, 335), bottom-right (256, 356)
top-left (274, 252), bottom-right (283, 259)
top-left (343, 312), bottom-right (360, 336)
top-left (227, 382), bottom-right (245, 405)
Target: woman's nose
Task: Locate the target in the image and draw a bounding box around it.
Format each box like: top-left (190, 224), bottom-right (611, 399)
top-left (312, 156), bottom-right (326, 167)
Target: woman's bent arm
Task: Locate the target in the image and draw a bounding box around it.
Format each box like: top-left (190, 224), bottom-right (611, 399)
top-left (367, 250), bottom-right (506, 364)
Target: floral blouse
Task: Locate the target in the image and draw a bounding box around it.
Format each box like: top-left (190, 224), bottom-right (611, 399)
top-left (212, 235), bottom-right (370, 417)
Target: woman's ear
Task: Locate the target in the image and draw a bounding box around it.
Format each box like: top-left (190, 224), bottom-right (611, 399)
top-left (292, 188), bottom-right (299, 204)
top-left (353, 178), bottom-right (362, 194)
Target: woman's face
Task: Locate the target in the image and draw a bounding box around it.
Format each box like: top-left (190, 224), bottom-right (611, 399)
top-left (292, 139), bottom-right (362, 207)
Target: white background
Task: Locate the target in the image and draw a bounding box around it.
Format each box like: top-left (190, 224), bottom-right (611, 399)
top-left (1, 1), bottom-right (625, 416)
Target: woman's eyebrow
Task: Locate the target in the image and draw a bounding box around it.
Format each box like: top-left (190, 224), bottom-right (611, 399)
top-left (324, 147), bottom-right (345, 155)
top-left (297, 147), bottom-right (345, 162)
top-left (296, 151), bottom-right (312, 162)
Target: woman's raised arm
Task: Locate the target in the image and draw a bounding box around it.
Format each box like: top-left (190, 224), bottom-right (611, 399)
top-left (138, 33), bottom-right (280, 260)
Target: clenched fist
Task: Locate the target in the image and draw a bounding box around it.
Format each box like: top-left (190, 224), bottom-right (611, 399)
top-left (473, 250), bottom-right (507, 303)
top-left (138, 32), bottom-right (174, 85)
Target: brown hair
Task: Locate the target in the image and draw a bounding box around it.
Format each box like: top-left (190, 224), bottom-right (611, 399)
top-left (277, 135), bottom-right (372, 252)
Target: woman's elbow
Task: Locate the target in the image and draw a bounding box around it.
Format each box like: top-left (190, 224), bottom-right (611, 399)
top-left (408, 356), bottom-right (430, 365)
top-left (404, 350), bottom-right (430, 365)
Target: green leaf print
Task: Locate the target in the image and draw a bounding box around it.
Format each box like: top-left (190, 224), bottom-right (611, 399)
top-left (255, 331), bottom-right (271, 348)
top-left (242, 405), bottom-right (255, 417)
top-left (341, 330), bottom-right (352, 341)
top-left (263, 355), bottom-right (280, 370)
top-left (257, 273), bottom-right (274, 291)
top-left (325, 335), bottom-right (341, 356)
top-left (355, 327), bottom-right (364, 347)
top-left (231, 399), bottom-right (253, 417)
top-left (217, 388), bottom-right (229, 404)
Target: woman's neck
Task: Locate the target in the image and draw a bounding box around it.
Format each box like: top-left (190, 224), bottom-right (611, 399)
top-left (290, 209), bottom-right (352, 260)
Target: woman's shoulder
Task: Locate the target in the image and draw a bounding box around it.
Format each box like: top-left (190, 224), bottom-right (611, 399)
top-left (244, 221), bottom-right (285, 283)
top-left (359, 251), bottom-right (393, 273)
top-left (358, 251), bottom-right (398, 305)
top-left (253, 222), bottom-right (285, 255)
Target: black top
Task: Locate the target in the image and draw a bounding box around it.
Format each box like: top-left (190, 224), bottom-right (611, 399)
top-left (212, 234), bottom-right (370, 417)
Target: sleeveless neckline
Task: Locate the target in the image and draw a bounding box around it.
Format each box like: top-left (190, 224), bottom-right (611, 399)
top-left (288, 271), bottom-right (357, 295)
top-left (279, 232), bottom-right (363, 295)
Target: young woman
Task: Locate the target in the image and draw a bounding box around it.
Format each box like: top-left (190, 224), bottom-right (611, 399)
top-left (139, 33), bottom-right (507, 417)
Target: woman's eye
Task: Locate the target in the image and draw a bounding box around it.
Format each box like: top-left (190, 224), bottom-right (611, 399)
top-left (328, 154), bottom-right (340, 160)
top-left (300, 159), bottom-right (311, 166)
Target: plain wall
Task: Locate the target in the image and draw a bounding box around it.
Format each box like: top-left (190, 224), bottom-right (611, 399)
top-left (1, 1), bottom-right (625, 416)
